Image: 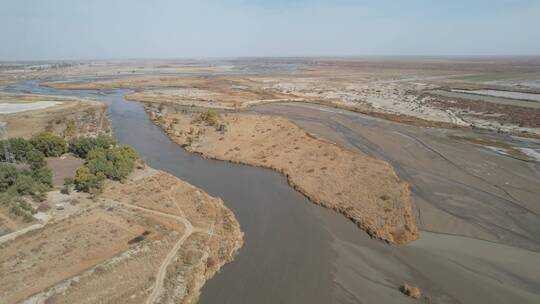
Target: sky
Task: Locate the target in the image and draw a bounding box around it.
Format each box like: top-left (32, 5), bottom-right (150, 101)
top-left (1, 0), bottom-right (540, 61)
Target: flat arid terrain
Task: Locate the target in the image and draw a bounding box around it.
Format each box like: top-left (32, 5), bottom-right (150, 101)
top-left (0, 93), bottom-right (110, 138)
top-left (1, 57), bottom-right (540, 303)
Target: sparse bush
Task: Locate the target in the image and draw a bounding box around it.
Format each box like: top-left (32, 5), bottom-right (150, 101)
top-left (192, 110), bottom-right (219, 126)
top-left (63, 120), bottom-right (77, 138)
top-left (63, 177), bottom-right (74, 194)
top-left (217, 124), bottom-right (227, 132)
top-left (400, 283), bottom-right (421, 299)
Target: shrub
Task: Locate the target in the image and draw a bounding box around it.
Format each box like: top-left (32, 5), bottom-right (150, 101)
top-left (217, 124), bottom-right (227, 132)
top-left (63, 177), bottom-right (74, 194)
top-left (63, 120), bottom-right (76, 138)
top-left (193, 110), bottom-right (219, 126)
top-left (30, 132), bottom-right (66, 157)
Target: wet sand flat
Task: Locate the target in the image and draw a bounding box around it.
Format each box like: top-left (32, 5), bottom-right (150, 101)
top-left (254, 102), bottom-right (540, 251)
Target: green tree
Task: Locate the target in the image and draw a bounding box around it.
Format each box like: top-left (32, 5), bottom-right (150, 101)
top-left (0, 163), bottom-right (18, 191)
top-left (86, 146), bottom-right (138, 181)
top-left (26, 149), bottom-right (46, 170)
top-left (31, 167), bottom-right (53, 188)
top-left (68, 135), bottom-right (116, 158)
top-left (7, 138), bottom-right (34, 161)
top-left (14, 174), bottom-right (35, 195)
top-left (30, 132), bottom-right (66, 157)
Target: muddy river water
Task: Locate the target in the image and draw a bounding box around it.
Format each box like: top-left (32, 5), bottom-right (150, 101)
top-left (2, 81), bottom-right (540, 304)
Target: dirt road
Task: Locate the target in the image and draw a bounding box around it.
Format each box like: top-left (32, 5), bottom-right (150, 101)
top-left (114, 177), bottom-right (211, 304)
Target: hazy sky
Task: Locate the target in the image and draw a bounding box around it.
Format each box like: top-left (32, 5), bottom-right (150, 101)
top-left (1, 0), bottom-right (540, 60)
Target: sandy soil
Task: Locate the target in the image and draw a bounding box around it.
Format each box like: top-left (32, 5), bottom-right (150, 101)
top-left (46, 155), bottom-right (85, 188)
top-left (0, 165), bottom-right (243, 304)
top-left (149, 106), bottom-right (418, 244)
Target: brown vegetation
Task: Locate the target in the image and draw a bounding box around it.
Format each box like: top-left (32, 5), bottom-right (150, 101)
top-left (152, 107), bottom-right (418, 244)
top-left (400, 283), bottom-right (422, 299)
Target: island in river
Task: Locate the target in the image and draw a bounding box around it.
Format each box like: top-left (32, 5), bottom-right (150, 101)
top-left (148, 106), bottom-right (418, 244)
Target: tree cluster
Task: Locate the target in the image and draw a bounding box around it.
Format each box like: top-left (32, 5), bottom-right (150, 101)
top-left (74, 146), bottom-right (139, 194)
top-left (0, 132), bottom-right (134, 220)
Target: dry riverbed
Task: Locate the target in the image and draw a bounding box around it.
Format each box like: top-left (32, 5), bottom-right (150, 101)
top-left (148, 105), bottom-right (418, 244)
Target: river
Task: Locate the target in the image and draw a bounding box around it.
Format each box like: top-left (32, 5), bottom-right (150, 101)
top-left (2, 81), bottom-right (540, 304)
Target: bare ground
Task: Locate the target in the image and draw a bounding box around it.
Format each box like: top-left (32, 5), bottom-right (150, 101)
top-left (0, 165), bottom-right (243, 304)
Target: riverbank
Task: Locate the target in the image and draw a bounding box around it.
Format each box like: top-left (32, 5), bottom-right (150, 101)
top-left (0, 94), bottom-right (243, 304)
